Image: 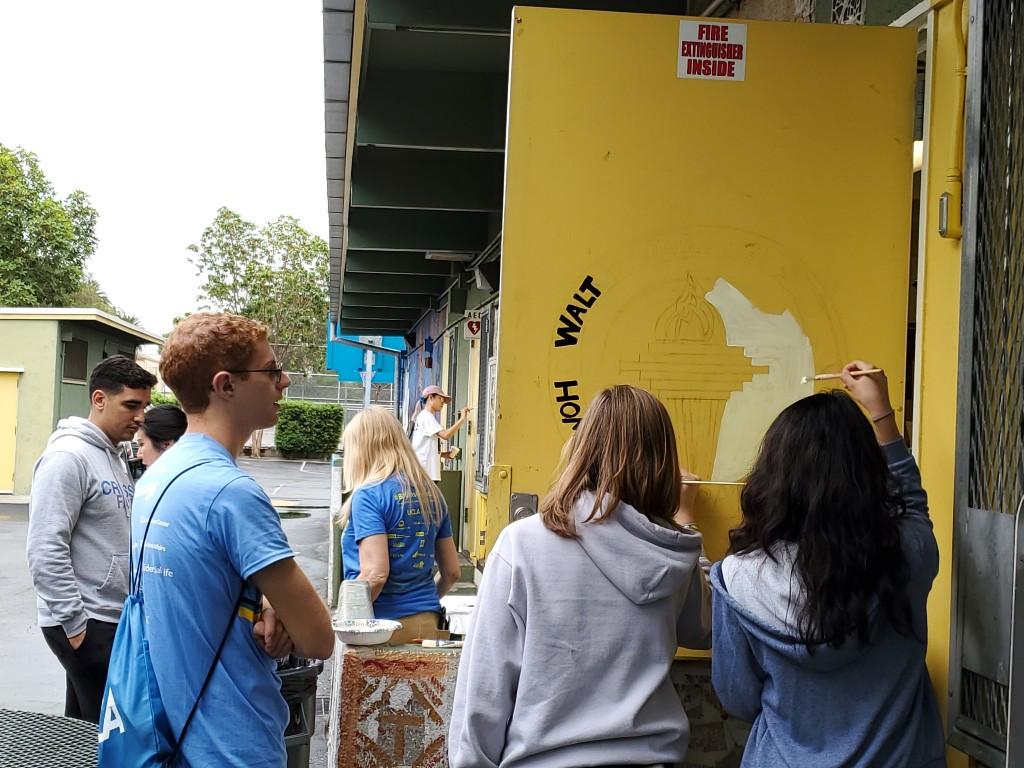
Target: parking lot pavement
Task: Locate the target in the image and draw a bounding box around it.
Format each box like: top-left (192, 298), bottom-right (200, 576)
top-left (0, 457), bottom-right (334, 766)
top-left (246, 457), bottom-right (334, 768)
top-left (239, 456), bottom-right (332, 509)
top-left (0, 505), bottom-right (67, 713)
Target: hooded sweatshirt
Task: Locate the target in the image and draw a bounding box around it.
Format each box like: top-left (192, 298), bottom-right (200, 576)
top-left (449, 493), bottom-right (711, 768)
top-left (710, 440), bottom-right (945, 767)
top-left (26, 416), bottom-right (135, 637)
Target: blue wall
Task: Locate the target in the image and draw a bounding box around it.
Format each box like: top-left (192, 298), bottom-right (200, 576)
top-left (326, 332), bottom-right (404, 384)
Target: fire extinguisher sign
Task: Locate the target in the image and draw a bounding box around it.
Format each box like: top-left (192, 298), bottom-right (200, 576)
top-left (677, 21), bottom-right (747, 81)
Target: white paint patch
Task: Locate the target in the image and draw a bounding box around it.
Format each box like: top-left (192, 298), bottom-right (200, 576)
top-left (705, 278), bottom-right (814, 481)
top-left (300, 461), bottom-right (307, 473)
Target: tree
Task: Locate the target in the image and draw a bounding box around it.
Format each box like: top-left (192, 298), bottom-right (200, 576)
top-left (0, 145), bottom-right (97, 306)
top-left (188, 207), bottom-right (329, 372)
top-left (69, 273), bottom-right (141, 325)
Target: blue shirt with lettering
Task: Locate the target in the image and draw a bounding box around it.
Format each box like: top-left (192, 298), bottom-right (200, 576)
top-left (341, 475), bottom-right (452, 620)
top-left (132, 433), bottom-right (294, 768)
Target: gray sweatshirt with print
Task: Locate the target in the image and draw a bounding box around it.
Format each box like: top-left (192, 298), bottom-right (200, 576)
top-left (449, 493), bottom-right (712, 768)
top-left (26, 417), bottom-right (134, 636)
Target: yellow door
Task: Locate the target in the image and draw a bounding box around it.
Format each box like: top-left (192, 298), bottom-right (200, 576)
top-left (0, 371), bottom-right (21, 493)
top-left (491, 8), bottom-right (917, 560)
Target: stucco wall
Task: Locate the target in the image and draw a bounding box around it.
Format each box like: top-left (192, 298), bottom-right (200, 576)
top-left (56, 321), bottom-right (141, 422)
top-left (0, 320), bottom-right (59, 494)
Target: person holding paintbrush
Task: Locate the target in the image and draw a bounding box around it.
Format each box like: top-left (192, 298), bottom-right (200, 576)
top-left (710, 361), bottom-right (945, 767)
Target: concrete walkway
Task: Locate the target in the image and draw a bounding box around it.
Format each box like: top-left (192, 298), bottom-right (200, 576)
top-left (0, 505), bottom-right (67, 714)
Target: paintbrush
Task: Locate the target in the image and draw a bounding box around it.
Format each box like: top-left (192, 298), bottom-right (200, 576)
top-left (801, 368), bottom-right (882, 384)
top-left (681, 480), bottom-right (745, 486)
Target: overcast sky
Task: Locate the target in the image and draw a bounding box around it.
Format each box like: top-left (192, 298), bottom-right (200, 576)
top-left (0, 0), bottom-right (328, 336)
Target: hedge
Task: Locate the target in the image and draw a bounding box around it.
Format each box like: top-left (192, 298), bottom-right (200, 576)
top-left (150, 391), bottom-right (178, 406)
top-left (274, 400), bottom-right (344, 459)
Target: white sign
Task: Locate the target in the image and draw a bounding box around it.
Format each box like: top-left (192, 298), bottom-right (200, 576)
top-left (677, 21), bottom-right (747, 82)
top-left (464, 310), bottom-right (482, 340)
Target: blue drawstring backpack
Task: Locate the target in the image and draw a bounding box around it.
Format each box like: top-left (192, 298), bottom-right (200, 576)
top-left (97, 462), bottom-right (245, 767)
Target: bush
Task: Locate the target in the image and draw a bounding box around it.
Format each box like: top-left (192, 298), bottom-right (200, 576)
top-left (150, 391), bottom-right (178, 406)
top-left (274, 400), bottom-right (344, 459)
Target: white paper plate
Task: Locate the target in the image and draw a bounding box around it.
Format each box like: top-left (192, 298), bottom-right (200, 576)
top-left (332, 618), bottom-right (402, 646)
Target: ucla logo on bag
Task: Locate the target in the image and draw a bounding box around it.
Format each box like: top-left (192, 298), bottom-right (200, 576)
top-left (96, 592), bottom-right (177, 767)
top-left (98, 689), bottom-right (125, 743)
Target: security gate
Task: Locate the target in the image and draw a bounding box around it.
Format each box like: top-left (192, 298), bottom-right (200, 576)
top-left (949, 0), bottom-right (1024, 763)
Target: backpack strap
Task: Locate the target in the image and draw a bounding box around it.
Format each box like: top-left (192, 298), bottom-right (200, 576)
top-left (130, 461), bottom-right (211, 595)
top-left (167, 578), bottom-right (247, 765)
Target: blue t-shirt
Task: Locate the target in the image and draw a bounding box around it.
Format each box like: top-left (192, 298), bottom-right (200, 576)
top-left (341, 475), bottom-right (452, 620)
top-left (132, 433), bottom-right (294, 768)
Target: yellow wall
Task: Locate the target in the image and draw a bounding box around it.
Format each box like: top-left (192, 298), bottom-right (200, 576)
top-left (0, 319), bottom-right (60, 494)
top-left (490, 7), bottom-right (916, 560)
top-left (0, 371), bottom-right (20, 492)
top-left (914, 3), bottom-right (968, 762)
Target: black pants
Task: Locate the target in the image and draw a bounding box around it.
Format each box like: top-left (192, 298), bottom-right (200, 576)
top-left (41, 618), bottom-right (118, 723)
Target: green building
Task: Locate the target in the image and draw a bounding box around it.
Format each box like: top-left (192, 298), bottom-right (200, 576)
top-left (0, 308), bottom-right (163, 495)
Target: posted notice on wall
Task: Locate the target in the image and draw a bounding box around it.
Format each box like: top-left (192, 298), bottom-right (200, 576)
top-left (677, 21), bottom-right (747, 81)
top-left (464, 310), bottom-right (482, 340)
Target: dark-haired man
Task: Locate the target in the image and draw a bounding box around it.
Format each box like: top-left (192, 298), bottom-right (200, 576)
top-left (26, 354), bottom-right (156, 722)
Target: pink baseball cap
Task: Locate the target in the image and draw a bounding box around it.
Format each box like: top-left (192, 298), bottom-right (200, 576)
top-left (422, 385), bottom-right (452, 400)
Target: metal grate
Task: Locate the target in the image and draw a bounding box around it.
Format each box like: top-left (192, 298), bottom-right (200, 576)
top-left (968, 0), bottom-right (1024, 517)
top-left (0, 709), bottom-right (97, 768)
top-left (961, 669), bottom-right (1010, 741)
top-left (831, 0), bottom-right (865, 24)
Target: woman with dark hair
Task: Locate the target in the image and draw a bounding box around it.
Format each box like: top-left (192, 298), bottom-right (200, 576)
top-left (136, 403), bottom-right (187, 467)
top-left (711, 361), bottom-right (945, 766)
top-left (449, 385), bottom-right (711, 768)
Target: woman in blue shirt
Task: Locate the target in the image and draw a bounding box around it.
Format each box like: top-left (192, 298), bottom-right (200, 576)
top-left (339, 406), bottom-right (461, 644)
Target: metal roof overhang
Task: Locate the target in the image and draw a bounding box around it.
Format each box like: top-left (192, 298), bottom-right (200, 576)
top-left (0, 307), bottom-right (165, 346)
top-left (324, 1), bottom-right (690, 338)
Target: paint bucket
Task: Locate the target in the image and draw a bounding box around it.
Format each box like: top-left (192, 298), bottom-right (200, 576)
top-left (339, 579), bottom-right (374, 620)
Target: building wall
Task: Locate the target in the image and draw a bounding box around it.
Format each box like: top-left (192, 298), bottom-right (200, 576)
top-left (56, 321), bottom-right (140, 422)
top-left (729, 0), bottom-right (919, 23)
top-left (0, 320), bottom-right (59, 494)
top-left (325, 334), bottom-right (402, 384)
top-left (728, 0), bottom-right (811, 21)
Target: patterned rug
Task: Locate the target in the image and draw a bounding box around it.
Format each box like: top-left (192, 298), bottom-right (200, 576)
top-left (327, 646), bottom-right (747, 768)
top-left (328, 646), bottom-right (459, 768)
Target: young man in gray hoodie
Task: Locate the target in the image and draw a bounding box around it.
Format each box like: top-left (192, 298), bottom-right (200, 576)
top-left (26, 355), bottom-right (156, 722)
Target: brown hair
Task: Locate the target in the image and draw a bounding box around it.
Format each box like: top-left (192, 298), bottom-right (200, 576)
top-left (539, 385), bottom-right (683, 538)
top-left (160, 312), bottom-right (268, 413)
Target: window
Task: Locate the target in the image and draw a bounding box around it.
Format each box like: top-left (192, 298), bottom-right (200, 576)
top-left (63, 338), bottom-right (88, 381)
top-left (445, 330), bottom-right (458, 411)
top-left (475, 302), bottom-right (499, 490)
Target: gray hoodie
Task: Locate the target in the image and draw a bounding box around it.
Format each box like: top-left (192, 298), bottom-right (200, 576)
top-left (26, 417), bottom-right (134, 636)
top-left (449, 493), bottom-right (711, 768)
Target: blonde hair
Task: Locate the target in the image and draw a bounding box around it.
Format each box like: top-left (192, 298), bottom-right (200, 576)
top-left (540, 385), bottom-right (683, 538)
top-left (338, 406), bottom-right (446, 529)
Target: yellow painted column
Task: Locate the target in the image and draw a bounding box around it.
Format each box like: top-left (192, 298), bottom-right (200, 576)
top-left (914, 2), bottom-right (968, 764)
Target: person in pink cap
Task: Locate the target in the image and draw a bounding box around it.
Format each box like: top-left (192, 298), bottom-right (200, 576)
top-left (410, 385), bottom-right (471, 482)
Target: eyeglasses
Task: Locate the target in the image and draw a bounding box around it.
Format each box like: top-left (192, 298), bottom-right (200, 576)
top-left (227, 367), bottom-right (286, 385)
